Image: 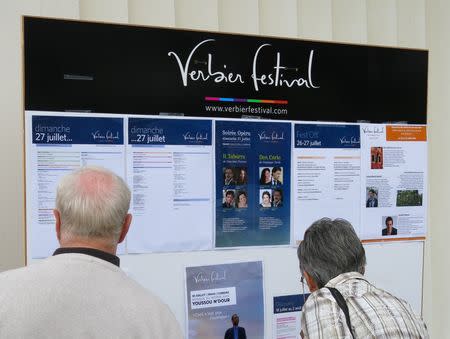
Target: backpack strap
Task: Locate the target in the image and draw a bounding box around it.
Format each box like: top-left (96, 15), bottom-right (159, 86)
top-left (326, 287), bottom-right (355, 338)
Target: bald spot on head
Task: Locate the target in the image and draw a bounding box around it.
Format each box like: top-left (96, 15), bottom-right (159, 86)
top-left (76, 169), bottom-right (114, 198)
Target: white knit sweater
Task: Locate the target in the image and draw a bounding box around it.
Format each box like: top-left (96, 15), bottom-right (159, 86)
top-left (0, 253), bottom-right (183, 339)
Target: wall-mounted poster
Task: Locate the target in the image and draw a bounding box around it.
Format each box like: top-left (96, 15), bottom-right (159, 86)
top-left (273, 294), bottom-right (309, 339)
top-left (185, 261), bottom-right (264, 339)
top-left (215, 120), bottom-right (291, 247)
top-left (25, 111), bottom-right (126, 259)
top-left (293, 123), bottom-right (361, 242)
top-left (360, 124), bottom-right (427, 240)
top-left (126, 117), bottom-right (213, 253)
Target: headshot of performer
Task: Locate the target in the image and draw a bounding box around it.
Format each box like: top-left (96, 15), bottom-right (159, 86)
top-left (260, 191), bottom-right (272, 208)
top-left (224, 167), bottom-right (236, 186)
top-left (382, 216), bottom-right (398, 236)
top-left (224, 313), bottom-right (247, 339)
top-left (222, 190), bottom-right (235, 208)
top-left (366, 188), bottom-right (378, 207)
top-left (271, 167), bottom-right (282, 185)
top-left (236, 191), bottom-right (248, 208)
top-left (237, 168), bottom-right (248, 185)
top-left (297, 218), bottom-right (428, 338)
top-left (259, 168), bottom-right (271, 185)
top-left (272, 189), bottom-right (283, 207)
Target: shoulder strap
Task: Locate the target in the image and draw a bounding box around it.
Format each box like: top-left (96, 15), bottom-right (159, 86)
top-left (326, 287), bottom-right (355, 338)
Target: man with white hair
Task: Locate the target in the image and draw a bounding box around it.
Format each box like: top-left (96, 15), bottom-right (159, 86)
top-left (0, 166), bottom-right (183, 338)
top-left (298, 218), bottom-right (428, 338)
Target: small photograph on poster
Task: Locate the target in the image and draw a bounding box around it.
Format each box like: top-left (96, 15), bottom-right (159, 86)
top-left (259, 189), bottom-right (272, 208)
top-left (222, 189), bottom-right (236, 209)
top-left (259, 166), bottom-right (284, 186)
top-left (271, 166), bottom-right (283, 185)
top-left (259, 167), bottom-right (272, 185)
top-left (223, 167), bottom-right (237, 186)
top-left (396, 189), bottom-right (423, 207)
top-left (236, 190), bottom-right (248, 209)
top-left (371, 146), bottom-right (384, 169)
top-left (236, 167), bottom-right (249, 186)
top-left (185, 261), bottom-right (264, 339)
top-left (272, 188), bottom-right (284, 208)
top-left (366, 187), bottom-right (379, 208)
top-left (382, 216), bottom-right (398, 236)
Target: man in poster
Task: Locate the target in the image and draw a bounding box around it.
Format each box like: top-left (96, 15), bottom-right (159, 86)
top-left (366, 189), bottom-right (378, 207)
top-left (382, 216), bottom-right (398, 236)
top-left (272, 189), bottom-right (283, 207)
top-left (271, 167), bottom-right (283, 185)
top-left (224, 167), bottom-right (236, 186)
top-left (222, 190), bottom-right (235, 208)
top-left (224, 314), bottom-right (247, 339)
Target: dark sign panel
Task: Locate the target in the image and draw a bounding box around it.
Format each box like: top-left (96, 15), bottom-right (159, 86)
top-left (24, 17), bottom-right (427, 123)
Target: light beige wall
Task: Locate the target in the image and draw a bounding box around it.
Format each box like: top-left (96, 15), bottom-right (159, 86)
top-left (426, 0), bottom-right (450, 337)
top-left (0, 0), bottom-right (437, 333)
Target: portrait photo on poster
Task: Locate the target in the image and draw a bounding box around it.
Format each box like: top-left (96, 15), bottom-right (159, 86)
top-left (259, 167), bottom-right (283, 186)
top-left (259, 189), bottom-right (272, 208)
top-left (222, 189), bottom-right (236, 209)
top-left (366, 187), bottom-right (379, 208)
top-left (382, 215), bottom-right (398, 236)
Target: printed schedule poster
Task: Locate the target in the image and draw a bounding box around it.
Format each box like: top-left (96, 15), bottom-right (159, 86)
top-left (25, 112), bottom-right (125, 259)
top-left (273, 294), bottom-right (308, 339)
top-left (293, 123), bottom-right (361, 242)
top-left (185, 261), bottom-right (264, 339)
top-left (360, 124), bottom-right (428, 240)
top-left (215, 120), bottom-right (291, 247)
top-left (126, 117), bottom-right (213, 253)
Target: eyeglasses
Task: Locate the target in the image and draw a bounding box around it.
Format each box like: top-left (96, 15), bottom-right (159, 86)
top-left (300, 276), bottom-right (306, 310)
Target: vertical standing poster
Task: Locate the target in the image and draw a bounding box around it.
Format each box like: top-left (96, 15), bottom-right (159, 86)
top-left (25, 112), bottom-right (125, 259)
top-left (360, 124), bottom-right (427, 240)
top-left (273, 294), bottom-right (309, 339)
top-left (126, 117), bottom-right (214, 253)
top-left (215, 120), bottom-right (291, 247)
top-left (185, 261), bottom-right (264, 339)
top-left (293, 123), bottom-right (361, 242)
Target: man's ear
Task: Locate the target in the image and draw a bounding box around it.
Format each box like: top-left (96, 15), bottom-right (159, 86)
top-left (118, 213), bottom-right (132, 244)
top-left (304, 271), bottom-right (319, 292)
top-left (53, 209), bottom-right (61, 242)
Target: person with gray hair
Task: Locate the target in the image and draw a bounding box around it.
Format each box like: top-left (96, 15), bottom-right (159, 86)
top-left (298, 218), bottom-right (428, 339)
top-left (0, 166), bottom-right (183, 339)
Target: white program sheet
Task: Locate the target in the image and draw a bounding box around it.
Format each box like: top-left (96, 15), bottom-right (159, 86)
top-left (360, 124), bottom-right (427, 240)
top-left (293, 123), bottom-right (361, 242)
top-left (126, 117), bottom-right (213, 253)
top-left (25, 111), bottom-right (126, 259)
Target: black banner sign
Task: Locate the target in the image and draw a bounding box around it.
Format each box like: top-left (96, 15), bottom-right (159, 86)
top-left (24, 17), bottom-right (427, 123)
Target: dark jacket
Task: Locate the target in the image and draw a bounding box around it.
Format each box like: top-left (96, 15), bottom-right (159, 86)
top-left (224, 326), bottom-right (246, 339)
top-left (366, 197), bottom-right (378, 207)
top-left (382, 227), bottom-right (397, 236)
